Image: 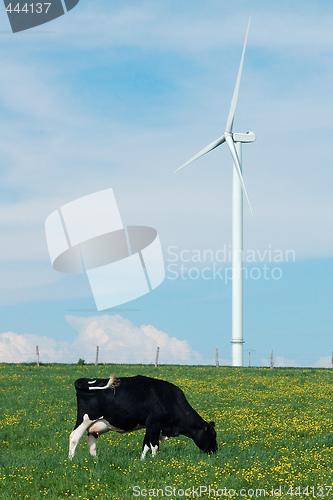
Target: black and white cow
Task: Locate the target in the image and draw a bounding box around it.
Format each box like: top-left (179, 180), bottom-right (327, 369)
top-left (69, 374), bottom-right (217, 459)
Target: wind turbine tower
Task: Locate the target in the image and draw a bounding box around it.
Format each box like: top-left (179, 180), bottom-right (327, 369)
top-left (175, 19), bottom-right (255, 366)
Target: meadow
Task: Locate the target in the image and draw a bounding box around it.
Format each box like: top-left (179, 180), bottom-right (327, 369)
top-left (0, 363), bottom-right (333, 500)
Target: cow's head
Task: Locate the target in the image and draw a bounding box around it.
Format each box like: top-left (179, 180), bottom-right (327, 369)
top-left (194, 421), bottom-right (217, 454)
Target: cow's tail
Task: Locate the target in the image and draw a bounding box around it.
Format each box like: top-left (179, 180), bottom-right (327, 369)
top-left (74, 374), bottom-right (120, 393)
top-left (88, 374), bottom-right (119, 392)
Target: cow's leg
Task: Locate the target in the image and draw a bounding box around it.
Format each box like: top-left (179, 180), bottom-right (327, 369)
top-left (86, 432), bottom-right (98, 457)
top-left (69, 414), bottom-right (94, 459)
top-left (141, 425), bottom-right (160, 459)
top-left (141, 430), bottom-right (151, 459)
top-left (151, 444), bottom-right (159, 457)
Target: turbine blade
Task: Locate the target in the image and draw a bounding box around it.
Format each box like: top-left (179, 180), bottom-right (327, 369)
top-left (174, 135), bottom-right (225, 173)
top-left (225, 17), bottom-right (251, 134)
top-left (225, 135), bottom-right (253, 216)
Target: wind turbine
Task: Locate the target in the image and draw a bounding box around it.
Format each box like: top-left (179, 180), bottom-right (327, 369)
top-left (175, 18), bottom-right (255, 367)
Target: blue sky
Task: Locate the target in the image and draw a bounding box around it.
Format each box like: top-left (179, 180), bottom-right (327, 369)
top-left (0, 0), bottom-right (332, 366)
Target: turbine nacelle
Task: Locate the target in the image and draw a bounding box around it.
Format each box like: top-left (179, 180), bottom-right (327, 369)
top-left (232, 131), bottom-right (256, 143)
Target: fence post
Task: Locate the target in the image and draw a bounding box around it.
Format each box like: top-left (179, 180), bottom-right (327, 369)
top-left (155, 347), bottom-right (160, 368)
top-left (215, 348), bottom-right (219, 368)
top-left (36, 346), bottom-right (39, 367)
top-left (95, 346), bottom-right (99, 366)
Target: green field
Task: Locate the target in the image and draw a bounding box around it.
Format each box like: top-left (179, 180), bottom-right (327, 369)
top-left (0, 364), bottom-right (333, 499)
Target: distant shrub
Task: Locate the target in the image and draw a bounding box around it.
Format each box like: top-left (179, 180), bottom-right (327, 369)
top-left (77, 358), bottom-right (85, 366)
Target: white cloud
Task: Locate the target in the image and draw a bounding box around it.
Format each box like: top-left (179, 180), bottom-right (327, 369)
top-left (313, 356), bottom-right (331, 369)
top-left (39, 3), bottom-right (333, 56)
top-left (261, 355), bottom-right (333, 369)
top-left (0, 315), bottom-right (202, 365)
top-left (261, 356), bottom-right (299, 368)
top-left (0, 331), bottom-right (67, 363)
top-left (0, 0), bottom-right (333, 316)
top-left (67, 314), bottom-right (201, 364)
top-left (0, 321), bottom-right (330, 368)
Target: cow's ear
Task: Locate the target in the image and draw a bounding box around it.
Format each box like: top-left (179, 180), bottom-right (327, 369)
top-left (208, 421), bottom-right (215, 428)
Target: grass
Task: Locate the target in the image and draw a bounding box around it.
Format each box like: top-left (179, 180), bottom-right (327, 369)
top-left (0, 364), bottom-right (333, 499)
